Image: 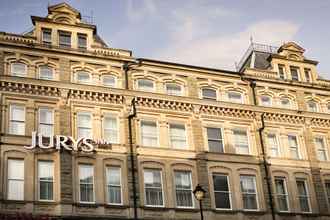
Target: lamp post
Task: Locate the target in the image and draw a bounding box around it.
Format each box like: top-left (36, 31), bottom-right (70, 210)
top-left (193, 184), bottom-right (206, 220)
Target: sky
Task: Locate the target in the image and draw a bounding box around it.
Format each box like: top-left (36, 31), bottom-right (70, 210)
top-left (1, 0), bottom-right (330, 77)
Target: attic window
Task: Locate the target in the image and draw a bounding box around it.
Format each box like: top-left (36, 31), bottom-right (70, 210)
top-left (290, 67), bottom-right (299, 81)
top-left (78, 34), bottom-right (87, 49)
top-left (59, 31), bottom-right (71, 48)
top-left (42, 28), bottom-right (52, 45)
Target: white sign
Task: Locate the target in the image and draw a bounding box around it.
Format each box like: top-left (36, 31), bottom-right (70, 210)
top-left (25, 132), bottom-right (111, 152)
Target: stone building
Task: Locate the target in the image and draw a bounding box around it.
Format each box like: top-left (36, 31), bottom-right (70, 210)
top-left (0, 2), bottom-right (330, 220)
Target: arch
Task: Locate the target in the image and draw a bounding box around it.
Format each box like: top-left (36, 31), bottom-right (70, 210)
top-left (236, 167), bottom-right (258, 173)
top-left (209, 165), bottom-right (232, 173)
top-left (170, 162), bottom-right (194, 169)
top-left (53, 14), bottom-right (76, 24)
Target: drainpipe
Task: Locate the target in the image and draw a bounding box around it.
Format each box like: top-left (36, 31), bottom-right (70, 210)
top-left (249, 79), bottom-right (276, 220)
top-left (123, 60), bottom-right (141, 220)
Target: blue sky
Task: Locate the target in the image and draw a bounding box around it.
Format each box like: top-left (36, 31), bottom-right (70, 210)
top-left (1, 0), bottom-right (330, 77)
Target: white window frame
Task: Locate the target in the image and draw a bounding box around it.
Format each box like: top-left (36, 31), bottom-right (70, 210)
top-left (7, 159), bottom-right (24, 200)
top-left (226, 91), bottom-right (243, 104)
top-left (240, 175), bottom-right (259, 211)
top-left (136, 79), bottom-right (155, 92)
top-left (77, 112), bottom-right (92, 139)
top-left (288, 134), bottom-right (301, 159)
top-left (314, 136), bottom-right (328, 161)
top-left (11, 62), bottom-right (27, 77)
top-left (103, 114), bottom-right (119, 144)
top-left (140, 120), bottom-right (159, 147)
top-left (76, 71), bottom-right (92, 84)
top-left (174, 171), bottom-right (194, 208)
top-left (169, 123), bottom-right (187, 149)
top-left (206, 127), bottom-right (225, 153)
top-left (232, 128), bottom-right (250, 155)
top-left (38, 161), bottom-right (54, 202)
top-left (106, 166), bottom-right (122, 205)
top-left (39, 65), bottom-right (54, 80)
top-left (296, 178), bottom-right (311, 213)
top-left (9, 104), bottom-right (25, 135)
top-left (79, 164), bottom-right (95, 203)
top-left (165, 83), bottom-right (183, 96)
top-left (274, 177), bottom-right (290, 212)
top-left (102, 74), bottom-right (117, 87)
top-left (267, 133), bottom-right (280, 157)
top-left (144, 169), bottom-right (164, 207)
top-left (213, 173), bottom-right (232, 210)
top-left (201, 87), bottom-right (217, 100)
top-left (38, 107), bottom-right (54, 137)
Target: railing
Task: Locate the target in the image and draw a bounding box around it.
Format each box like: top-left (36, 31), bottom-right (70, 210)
top-left (237, 43), bottom-right (279, 72)
top-left (0, 32), bottom-right (36, 44)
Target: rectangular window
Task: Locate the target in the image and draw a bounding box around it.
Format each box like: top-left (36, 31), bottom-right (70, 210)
top-left (296, 179), bottom-right (311, 212)
top-left (7, 159), bottom-right (24, 200)
top-left (9, 104), bottom-right (25, 135)
top-left (175, 171), bottom-right (193, 208)
top-left (137, 79), bottom-right (154, 92)
top-left (78, 34), bottom-right (87, 49)
top-left (58, 31), bottom-right (71, 48)
top-left (103, 115), bottom-right (118, 143)
top-left (11, 62), bottom-right (27, 76)
top-left (240, 175), bottom-right (258, 210)
top-left (268, 133), bottom-right (280, 157)
top-left (213, 174), bottom-right (231, 209)
top-left (325, 181), bottom-right (330, 205)
top-left (278, 64), bottom-right (285, 79)
top-left (79, 164), bottom-right (94, 203)
top-left (38, 161), bottom-right (54, 201)
top-left (233, 129), bottom-right (249, 154)
top-left (227, 91), bottom-right (243, 104)
top-left (315, 137), bottom-right (328, 161)
top-left (106, 166), bottom-right (122, 204)
top-left (144, 169), bottom-right (163, 206)
top-left (304, 68), bottom-right (311, 82)
top-left (141, 120), bottom-right (158, 147)
top-left (42, 28), bottom-right (52, 45)
top-left (288, 135), bottom-right (300, 159)
top-left (38, 107), bottom-right (54, 137)
top-left (290, 67), bottom-right (299, 81)
top-left (169, 124), bottom-right (187, 149)
top-left (207, 127), bottom-right (224, 153)
top-left (202, 88), bottom-right (217, 100)
top-left (275, 177), bottom-right (289, 212)
top-left (77, 112), bottom-right (92, 139)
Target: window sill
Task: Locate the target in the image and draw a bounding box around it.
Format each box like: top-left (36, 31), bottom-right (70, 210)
top-left (75, 202), bottom-right (98, 208)
top-left (104, 204), bottom-right (128, 209)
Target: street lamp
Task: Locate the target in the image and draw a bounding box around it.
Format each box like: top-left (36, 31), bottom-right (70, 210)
top-left (193, 184), bottom-right (206, 220)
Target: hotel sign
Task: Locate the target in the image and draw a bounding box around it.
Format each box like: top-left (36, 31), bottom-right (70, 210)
top-left (25, 132), bottom-right (111, 152)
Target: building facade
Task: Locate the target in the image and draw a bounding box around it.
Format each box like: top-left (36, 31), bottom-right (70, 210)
top-left (0, 3), bottom-right (330, 220)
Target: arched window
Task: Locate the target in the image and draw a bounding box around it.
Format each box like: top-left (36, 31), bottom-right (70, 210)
top-left (260, 95), bottom-right (272, 107)
top-left (11, 62), bottom-right (27, 77)
top-left (280, 98), bottom-right (291, 109)
top-left (102, 75), bottom-right (116, 87)
top-left (201, 88), bottom-right (217, 100)
top-left (165, 83), bottom-right (182, 96)
top-left (227, 91), bottom-right (243, 104)
top-left (76, 71), bottom-right (91, 84)
top-left (137, 79), bottom-right (154, 92)
top-left (306, 101), bottom-right (318, 112)
top-left (39, 65), bottom-right (54, 80)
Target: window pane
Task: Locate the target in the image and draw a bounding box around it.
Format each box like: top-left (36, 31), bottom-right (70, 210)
top-left (141, 121), bottom-right (158, 147)
top-left (107, 167), bottom-right (121, 185)
top-left (275, 178), bottom-right (289, 211)
top-left (307, 101), bottom-right (317, 112)
top-left (137, 79), bottom-right (154, 92)
top-left (59, 31), bottom-right (71, 47)
top-left (213, 174), bottom-right (231, 209)
top-left (11, 63), bottom-right (27, 76)
top-left (10, 122), bottom-right (25, 135)
top-left (260, 96), bottom-right (271, 107)
top-left (240, 175), bottom-right (258, 210)
top-left (42, 29), bottom-right (52, 44)
top-left (227, 91), bottom-right (242, 103)
top-left (170, 124), bottom-right (186, 149)
top-left (11, 105), bottom-right (25, 121)
top-left (166, 83), bottom-right (182, 96)
top-left (38, 161), bottom-right (54, 201)
top-left (288, 135), bottom-right (299, 159)
top-left (144, 169), bottom-right (163, 206)
top-left (202, 88), bottom-right (216, 100)
top-left (8, 159), bottom-right (24, 200)
top-left (207, 128), bottom-right (223, 153)
top-left (233, 129), bottom-right (249, 154)
top-left (103, 116), bottom-right (118, 143)
top-left (268, 133), bottom-right (279, 157)
top-left (296, 179), bottom-right (310, 212)
top-left (315, 137), bottom-right (327, 161)
top-left (278, 65), bottom-right (285, 79)
top-left (10, 105), bottom-right (25, 135)
top-left (79, 165), bottom-right (94, 202)
top-left (39, 108), bottom-right (53, 124)
top-left (106, 167), bottom-right (121, 204)
top-left (78, 34), bottom-right (87, 48)
top-left (77, 71), bottom-right (90, 83)
top-left (281, 98), bottom-right (291, 108)
top-left (103, 75), bottom-right (116, 87)
top-left (290, 67), bottom-right (299, 81)
top-left (39, 66), bottom-right (54, 80)
top-left (175, 171), bottom-right (193, 207)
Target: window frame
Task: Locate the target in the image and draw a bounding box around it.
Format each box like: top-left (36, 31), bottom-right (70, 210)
top-left (201, 87), bottom-right (217, 100)
top-left (267, 133), bottom-right (280, 157)
top-left (140, 120), bottom-right (159, 147)
top-left (136, 79), bottom-right (155, 92)
top-left (58, 31), bottom-right (71, 48)
top-left (102, 114), bottom-right (119, 144)
top-left (260, 95), bottom-right (272, 107)
top-left (78, 164), bottom-right (95, 203)
top-left (314, 136), bottom-right (328, 161)
top-left (41, 28), bottom-right (52, 45)
top-left (307, 100), bottom-right (318, 112)
top-left (226, 91), bottom-right (243, 104)
top-left (7, 159), bottom-right (24, 200)
top-left (174, 170), bottom-right (194, 208)
top-left (78, 33), bottom-right (87, 49)
top-left (325, 180), bottom-right (330, 206)
top-left (290, 66), bottom-right (300, 81)
top-left (9, 104), bottom-right (26, 135)
top-left (38, 107), bottom-right (54, 137)
top-left (278, 64), bottom-right (286, 79)
top-left (106, 166), bottom-right (122, 205)
top-left (240, 175), bottom-right (259, 211)
top-left (274, 177), bottom-right (290, 212)
top-left (206, 127), bottom-right (225, 153)
top-left (11, 62), bottom-right (27, 77)
top-left (76, 71), bottom-right (92, 84)
top-left (38, 65), bottom-right (54, 80)
top-left (232, 128), bottom-right (250, 155)
top-left (296, 178), bottom-right (311, 213)
top-left (38, 160), bottom-right (54, 202)
top-left (288, 134), bottom-right (301, 159)
top-left (102, 74), bottom-right (117, 87)
top-left (165, 83), bottom-right (183, 96)
top-left (280, 97), bottom-right (292, 109)
top-left (77, 111), bottom-right (92, 139)
top-left (212, 173), bottom-right (232, 210)
top-left (169, 123), bottom-right (187, 149)
top-left (143, 169), bottom-right (164, 207)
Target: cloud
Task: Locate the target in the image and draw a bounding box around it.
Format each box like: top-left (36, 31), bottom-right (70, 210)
top-left (126, 0), bottom-right (157, 22)
top-left (155, 16), bottom-right (299, 70)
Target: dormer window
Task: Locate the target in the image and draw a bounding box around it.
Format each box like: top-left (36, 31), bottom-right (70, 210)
top-left (290, 67), bottom-right (299, 81)
top-left (76, 71), bottom-right (91, 84)
top-left (78, 34), bottom-right (87, 49)
top-left (201, 88), bottom-right (217, 100)
top-left (39, 65), bottom-right (54, 80)
top-left (59, 31), bottom-right (71, 48)
top-left (278, 64), bottom-right (285, 79)
top-left (227, 91), bottom-right (243, 104)
top-left (304, 69), bottom-right (311, 82)
top-left (42, 28), bottom-right (52, 45)
top-left (11, 62), bottom-right (27, 77)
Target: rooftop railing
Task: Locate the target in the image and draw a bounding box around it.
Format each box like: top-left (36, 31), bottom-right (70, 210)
top-left (237, 43), bottom-right (279, 72)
